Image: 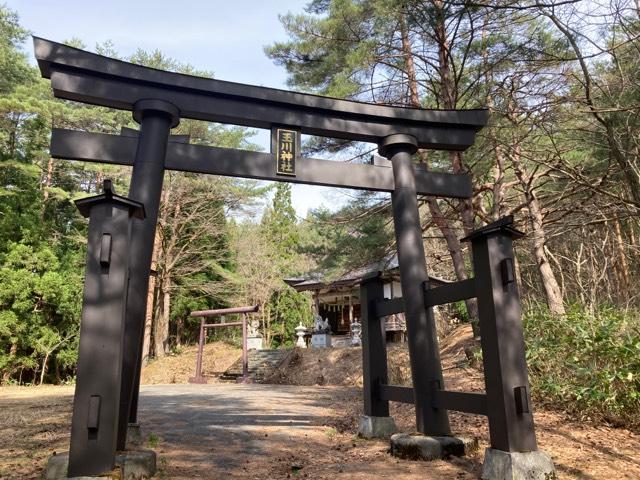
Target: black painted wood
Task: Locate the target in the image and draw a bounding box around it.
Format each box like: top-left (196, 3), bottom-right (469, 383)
top-left (360, 276), bottom-right (390, 417)
top-left (386, 137), bottom-right (451, 436)
top-left (466, 217), bottom-right (538, 452)
top-left (68, 185), bottom-right (143, 477)
top-left (34, 38), bottom-right (488, 151)
top-left (423, 278), bottom-right (476, 307)
top-left (116, 103), bottom-right (174, 450)
top-left (50, 129), bottom-right (473, 199)
top-left (375, 297), bottom-right (405, 318)
top-left (377, 384), bottom-right (415, 404)
top-left (432, 390), bottom-right (488, 416)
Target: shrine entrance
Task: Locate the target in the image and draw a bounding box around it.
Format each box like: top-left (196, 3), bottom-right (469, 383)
top-left (34, 37), bottom-right (553, 479)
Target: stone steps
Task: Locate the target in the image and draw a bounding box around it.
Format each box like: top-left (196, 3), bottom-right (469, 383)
top-left (221, 349), bottom-right (292, 382)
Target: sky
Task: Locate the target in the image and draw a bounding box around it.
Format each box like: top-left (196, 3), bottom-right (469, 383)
top-left (5, 0), bottom-right (353, 219)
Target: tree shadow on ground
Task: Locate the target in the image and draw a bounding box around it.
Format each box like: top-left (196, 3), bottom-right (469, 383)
top-left (137, 384), bottom-right (483, 479)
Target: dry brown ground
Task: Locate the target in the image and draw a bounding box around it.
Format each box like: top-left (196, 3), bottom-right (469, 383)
top-left (141, 341), bottom-right (241, 384)
top-left (0, 385), bottom-right (73, 480)
top-left (1, 326), bottom-right (639, 479)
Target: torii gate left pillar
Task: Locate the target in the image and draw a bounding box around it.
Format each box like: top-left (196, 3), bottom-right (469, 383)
top-left (116, 100), bottom-right (180, 450)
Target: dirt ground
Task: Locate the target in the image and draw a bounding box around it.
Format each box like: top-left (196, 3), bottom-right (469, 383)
top-left (2, 326), bottom-right (640, 479)
top-left (141, 341), bottom-right (241, 384)
top-left (2, 383), bottom-right (640, 479)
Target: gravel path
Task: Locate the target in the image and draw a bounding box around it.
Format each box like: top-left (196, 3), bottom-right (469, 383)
top-left (137, 384), bottom-right (356, 479)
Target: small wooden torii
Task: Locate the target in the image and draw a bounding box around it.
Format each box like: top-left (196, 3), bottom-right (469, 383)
top-left (187, 305), bottom-right (259, 384)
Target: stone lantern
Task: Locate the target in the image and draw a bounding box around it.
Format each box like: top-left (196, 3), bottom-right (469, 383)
top-left (295, 323), bottom-right (308, 348)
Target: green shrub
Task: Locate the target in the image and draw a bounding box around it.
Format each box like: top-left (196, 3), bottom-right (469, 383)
top-left (524, 304), bottom-right (640, 429)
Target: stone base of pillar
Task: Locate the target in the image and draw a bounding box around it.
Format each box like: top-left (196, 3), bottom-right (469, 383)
top-left (126, 423), bottom-right (143, 447)
top-left (44, 450), bottom-right (156, 480)
top-left (390, 433), bottom-right (478, 461)
top-left (481, 448), bottom-right (556, 480)
top-left (358, 415), bottom-right (397, 439)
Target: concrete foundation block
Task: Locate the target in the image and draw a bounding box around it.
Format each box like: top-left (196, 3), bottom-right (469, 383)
top-left (126, 423), bottom-right (143, 447)
top-left (358, 415), bottom-right (397, 439)
top-left (118, 450), bottom-right (156, 480)
top-left (44, 450), bottom-right (157, 480)
top-left (481, 448), bottom-right (556, 480)
top-left (390, 433), bottom-right (478, 461)
top-left (44, 452), bottom-right (104, 480)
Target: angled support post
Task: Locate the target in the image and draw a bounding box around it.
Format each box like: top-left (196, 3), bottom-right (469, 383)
top-left (381, 134), bottom-right (451, 436)
top-left (117, 99), bottom-right (180, 450)
top-left (463, 216), bottom-right (537, 452)
top-left (68, 181), bottom-right (144, 477)
top-left (464, 216), bottom-right (555, 480)
top-left (358, 274), bottom-right (396, 438)
top-left (360, 275), bottom-right (389, 417)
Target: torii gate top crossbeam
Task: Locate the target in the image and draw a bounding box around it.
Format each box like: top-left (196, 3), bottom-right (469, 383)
top-left (34, 37), bottom-right (487, 151)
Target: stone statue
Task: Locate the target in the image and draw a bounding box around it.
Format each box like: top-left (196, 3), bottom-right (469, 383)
top-left (311, 314), bottom-right (332, 348)
top-left (312, 313), bottom-right (331, 334)
top-left (248, 319), bottom-right (261, 338)
top-left (322, 317), bottom-right (330, 333)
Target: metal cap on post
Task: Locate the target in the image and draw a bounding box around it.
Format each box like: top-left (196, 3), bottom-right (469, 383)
top-left (460, 215), bottom-right (524, 244)
top-left (68, 181), bottom-right (144, 478)
top-left (75, 179), bottom-right (145, 219)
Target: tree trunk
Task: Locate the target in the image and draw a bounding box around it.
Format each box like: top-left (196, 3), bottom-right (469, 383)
top-left (153, 276), bottom-right (171, 358)
top-left (54, 356), bottom-right (61, 384)
top-left (481, 14), bottom-right (506, 221)
top-left (176, 317), bottom-right (183, 348)
top-left (527, 192), bottom-right (565, 315)
top-left (613, 217), bottom-right (630, 294)
top-left (142, 278), bottom-right (155, 362)
top-left (42, 157), bottom-right (54, 202)
top-left (142, 230), bottom-right (161, 364)
top-left (502, 79), bottom-right (566, 315)
top-left (399, 12), bottom-right (479, 334)
top-left (162, 287), bottom-right (170, 352)
top-left (1, 342), bottom-right (17, 384)
top-left (39, 353), bottom-right (49, 385)
top-left (426, 197), bottom-right (480, 335)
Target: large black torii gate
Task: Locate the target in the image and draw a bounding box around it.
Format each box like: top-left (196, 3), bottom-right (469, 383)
top-left (34, 37), bottom-right (552, 479)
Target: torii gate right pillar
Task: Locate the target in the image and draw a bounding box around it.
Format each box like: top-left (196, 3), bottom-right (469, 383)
top-left (380, 134), bottom-right (451, 436)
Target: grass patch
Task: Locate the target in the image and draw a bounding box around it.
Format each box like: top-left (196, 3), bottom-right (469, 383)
top-left (324, 427), bottom-right (338, 439)
top-left (147, 432), bottom-right (162, 448)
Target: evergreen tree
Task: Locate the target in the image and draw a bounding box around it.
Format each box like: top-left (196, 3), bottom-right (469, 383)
top-left (259, 183), bottom-right (311, 348)
top-left (262, 183), bottom-right (300, 268)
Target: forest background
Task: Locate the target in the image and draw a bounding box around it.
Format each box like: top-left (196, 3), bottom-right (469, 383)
top-left (0, 1), bottom-right (639, 428)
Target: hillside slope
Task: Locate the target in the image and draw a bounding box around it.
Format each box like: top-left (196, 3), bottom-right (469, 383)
top-left (141, 341), bottom-right (241, 384)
